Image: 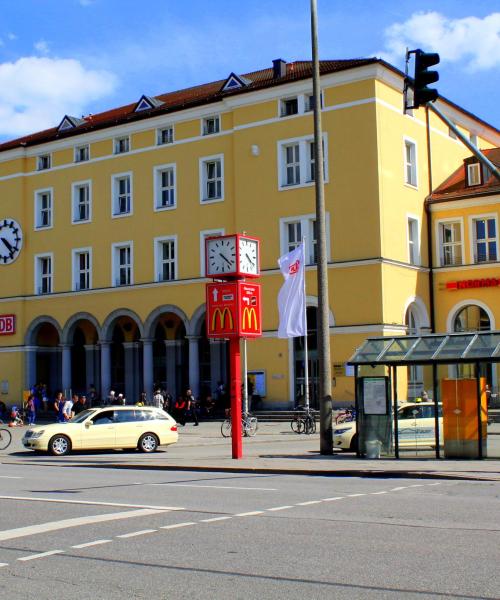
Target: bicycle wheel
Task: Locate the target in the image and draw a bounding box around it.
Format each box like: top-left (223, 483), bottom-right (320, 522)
top-left (221, 419), bottom-right (232, 438)
top-left (304, 416), bottom-right (316, 435)
top-left (0, 428), bottom-right (12, 450)
top-left (246, 417), bottom-right (258, 437)
top-left (291, 416), bottom-right (303, 434)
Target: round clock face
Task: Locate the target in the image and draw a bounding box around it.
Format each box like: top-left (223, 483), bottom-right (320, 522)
top-left (207, 236), bottom-right (237, 275)
top-left (0, 219), bottom-right (23, 264)
top-left (239, 237), bottom-right (259, 275)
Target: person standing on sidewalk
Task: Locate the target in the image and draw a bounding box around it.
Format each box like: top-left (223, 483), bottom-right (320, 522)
top-left (25, 394), bottom-right (36, 425)
top-left (185, 388), bottom-right (199, 426)
top-left (153, 389), bottom-right (163, 409)
top-left (54, 392), bottom-right (66, 423)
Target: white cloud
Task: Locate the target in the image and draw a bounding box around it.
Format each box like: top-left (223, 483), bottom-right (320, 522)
top-left (380, 11), bottom-right (500, 71)
top-left (0, 56), bottom-right (117, 138)
top-left (34, 40), bottom-right (50, 55)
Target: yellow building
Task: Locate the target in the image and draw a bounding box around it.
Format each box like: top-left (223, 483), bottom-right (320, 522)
top-left (429, 147), bottom-right (500, 388)
top-left (0, 58), bottom-right (499, 408)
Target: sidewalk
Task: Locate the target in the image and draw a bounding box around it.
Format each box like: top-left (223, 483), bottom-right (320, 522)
top-left (2, 420), bottom-right (500, 481)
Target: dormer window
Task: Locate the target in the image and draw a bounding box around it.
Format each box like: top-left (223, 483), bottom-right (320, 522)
top-left (114, 136), bottom-right (130, 154)
top-left (37, 154), bottom-right (51, 171)
top-left (467, 162), bottom-right (482, 187)
top-left (202, 116), bottom-right (220, 136)
top-left (281, 97), bottom-right (298, 117)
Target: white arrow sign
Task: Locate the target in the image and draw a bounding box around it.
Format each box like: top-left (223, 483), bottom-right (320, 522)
top-left (212, 288), bottom-right (219, 302)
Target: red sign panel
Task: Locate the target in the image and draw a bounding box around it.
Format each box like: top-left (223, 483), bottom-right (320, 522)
top-left (206, 282), bottom-right (262, 338)
top-left (0, 314), bottom-right (15, 335)
top-left (206, 282), bottom-right (239, 338)
top-left (238, 282), bottom-right (262, 338)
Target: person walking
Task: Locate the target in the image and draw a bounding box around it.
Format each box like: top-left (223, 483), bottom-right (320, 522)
top-left (173, 395), bottom-right (187, 426)
top-left (162, 389), bottom-right (173, 414)
top-left (54, 392), bottom-right (66, 423)
top-left (185, 388), bottom-right (199, 426)
top-left (153, 389), bottom-right (163, 409)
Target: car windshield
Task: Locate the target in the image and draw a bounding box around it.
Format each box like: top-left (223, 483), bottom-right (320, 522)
top-left (70, 409), bottom-right (98, 423)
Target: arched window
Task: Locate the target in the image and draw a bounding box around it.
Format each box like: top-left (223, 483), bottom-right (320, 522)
top-left (453, 305), bottom-right (490, 333)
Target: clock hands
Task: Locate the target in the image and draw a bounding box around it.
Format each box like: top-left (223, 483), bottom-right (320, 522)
top-left (219, 252), bottom-right (232, 267)
top-left (1, 237), bottom-right (14, 253)
top-left (245, 253), bottom-right (255, 266)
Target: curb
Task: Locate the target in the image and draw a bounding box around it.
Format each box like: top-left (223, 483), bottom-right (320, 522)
top-left (2, 459), bottom-right (499, 481)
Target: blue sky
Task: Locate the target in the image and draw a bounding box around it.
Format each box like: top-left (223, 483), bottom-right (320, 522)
top-left (0, 0), bottom-right (498, 141)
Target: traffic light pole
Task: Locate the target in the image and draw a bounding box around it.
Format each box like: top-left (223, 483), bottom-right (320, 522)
top-left (427, 103), bottom-right (500, 182)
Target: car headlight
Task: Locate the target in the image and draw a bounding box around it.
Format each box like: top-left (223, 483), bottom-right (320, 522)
top-left (30, 430), bottom-right (45, 439)
top-left (334, 427), bottom-right (353, 435)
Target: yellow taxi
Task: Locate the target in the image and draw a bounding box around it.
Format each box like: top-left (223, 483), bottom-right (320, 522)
top-left (22, 406), bottom-right (178, 456)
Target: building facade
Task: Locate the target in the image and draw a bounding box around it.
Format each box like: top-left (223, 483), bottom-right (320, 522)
top-left (0, 58), bottom-right (499, 407)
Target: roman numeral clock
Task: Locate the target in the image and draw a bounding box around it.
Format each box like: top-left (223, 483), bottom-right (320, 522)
top-left (0, 219), bottom-right (23, 264)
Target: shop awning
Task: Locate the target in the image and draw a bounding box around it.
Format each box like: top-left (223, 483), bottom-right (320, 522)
top-left (348, 331), bottom-right (500, 366)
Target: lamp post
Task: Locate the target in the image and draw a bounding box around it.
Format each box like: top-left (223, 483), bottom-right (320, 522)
top-left (311, 0), bottom-right (333, 454)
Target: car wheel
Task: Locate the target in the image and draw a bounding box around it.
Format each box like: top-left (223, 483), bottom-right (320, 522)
top-left (48, 434), bottom-right (71, 456)
top-left (138, 433), bottom-right (159, 453)
top-left (349, 434), bottom-right (358, 452)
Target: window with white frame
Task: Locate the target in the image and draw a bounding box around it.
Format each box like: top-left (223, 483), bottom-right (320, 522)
top-left (74, 144), bottom-right (89, 163)
top-left (112, 243), bottom-right (133, 286)
top-left (407, 217), bottom-right (420, 265)
top-left (467, 163), bottom-right (481, 187)
top-left (279, 135), bottom-right (328, 189)
top-left (73, 248), bottom-right (91, 290)
top-left (154, 165), bottom-right (176, 210)
top-left (281, 214), bottom-right (326, 265)
top-left (35, 254), bottom-right (53, 294)
top-left (155, 237), bottom-right (177, 282)
top-left (37, 154), bottom-right (51, 170)
top-left (200, 156), bottom-right (223, 202)
top-left (157, 126), bottom-right (174, 145)
top-left (112, 174), bottom-right (132, 216)
top-left (473, 217), bottom-right (497, 263)
top-left (72, 181), bottom-right (91, 223)
top-left (202, 116), bottom-right (220, 136)
top-left (404, 140), bottom-right (417, 187)
top-left (305, 92), bottom-right (323, 112)
top-left (200, 228), bottom-right (224, 276)
top-left (114, 136), bottom-right (130, 154)
top-left (34, 189), bottom-right (52, 229)
top-left (439, 221), bottom-right (463, 266)
top-left (280, 97), bottom-right (298, 117)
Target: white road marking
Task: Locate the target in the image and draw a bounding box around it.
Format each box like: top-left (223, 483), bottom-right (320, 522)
top-left (371, 491), bottom-right (388, 495)
top-left (0, 508), bottom-right (166, 542)
top-left (18, 550), bottom-right (64, 562)
top-left (409, 484), bottom-right (425, 487)
top-left (160, 522), bottom-right (196, 530)
top-left (149, 484), bottom-right (277, 491)
top-left (72, 540), bottom-right (112, 549)
top-left (322, 497), bottom-right (344, 501)
top-left (0, 563), bottom-right (8, 568)
top-left (235, 511), bottom-right (264, 516)
top-left (117, 529), bottom-right (157, 538)
top-left (346, 493), bottom-right (366, 497)
top-left (0, 476), bottom-right (22, 479)
top-left (427, 483), bottom-right (441, 486)
top-left (296, 501), bottom-right (322, 506)
top-left (390, 487), bottom-right (408, 491)
top-left (200, 516), bottom-right (233, 523)
top-left (0, 495), bottom-right (183, 511)
top-left (266, 506), bottom-right (293, 512)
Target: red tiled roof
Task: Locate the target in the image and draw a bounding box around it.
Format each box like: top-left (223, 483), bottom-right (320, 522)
top-left (0, 59), bottom-right (378, 151)
top-left (428, 148), bottom-right (500, 203)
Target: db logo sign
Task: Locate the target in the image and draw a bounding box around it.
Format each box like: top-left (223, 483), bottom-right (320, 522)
top-left (0, 314), bottom-right (15, 335)
top-left (289, 260), bottom-right (300, 275)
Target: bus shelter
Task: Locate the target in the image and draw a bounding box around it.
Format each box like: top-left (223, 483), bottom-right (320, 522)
top-left (348, 331), bottom-right (500, 460)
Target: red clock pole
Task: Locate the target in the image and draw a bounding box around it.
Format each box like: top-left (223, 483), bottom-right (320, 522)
top-left (229, 337), bottom-right (243, 458)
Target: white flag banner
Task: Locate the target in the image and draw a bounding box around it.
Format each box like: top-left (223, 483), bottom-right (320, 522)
top-left (277, 243), bottom-right (306, 338)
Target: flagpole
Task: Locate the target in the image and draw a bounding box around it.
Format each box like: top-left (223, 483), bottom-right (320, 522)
top-left (302, 238), bottom-right (310, 411)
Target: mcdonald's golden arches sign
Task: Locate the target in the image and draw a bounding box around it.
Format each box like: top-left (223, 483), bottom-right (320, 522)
top-left (206, 281), bottom-right (262, 338)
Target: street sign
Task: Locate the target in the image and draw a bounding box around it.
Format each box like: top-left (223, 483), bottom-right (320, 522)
top-left (0, 314), bottom-right (15, 335)
top-left (206, 282), bottom-right (261, 338)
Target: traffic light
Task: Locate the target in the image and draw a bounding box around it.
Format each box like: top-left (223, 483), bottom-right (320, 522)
top-left (412, 49), bottom-right (440, 108)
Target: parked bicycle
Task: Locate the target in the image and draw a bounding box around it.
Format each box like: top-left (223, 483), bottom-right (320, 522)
top-left (0, 426), bottom-right (12, 451)
top-left (221, 412), bottom-right (258, 438)
top-left (291, 408), bottom-right (317, 435)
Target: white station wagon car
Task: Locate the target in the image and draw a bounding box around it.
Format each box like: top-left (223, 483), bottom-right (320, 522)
top-left (22, 406), bottom-right (178, 456)
top-left (333, 402), bottom-right (443, 452)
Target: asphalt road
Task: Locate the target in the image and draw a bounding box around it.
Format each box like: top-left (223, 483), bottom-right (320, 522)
top-left (0, 463), bottom-right (498, 599)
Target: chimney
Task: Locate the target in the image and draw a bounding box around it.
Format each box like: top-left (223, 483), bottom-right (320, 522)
top-left (272, 58), bottom-right (287, 79)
